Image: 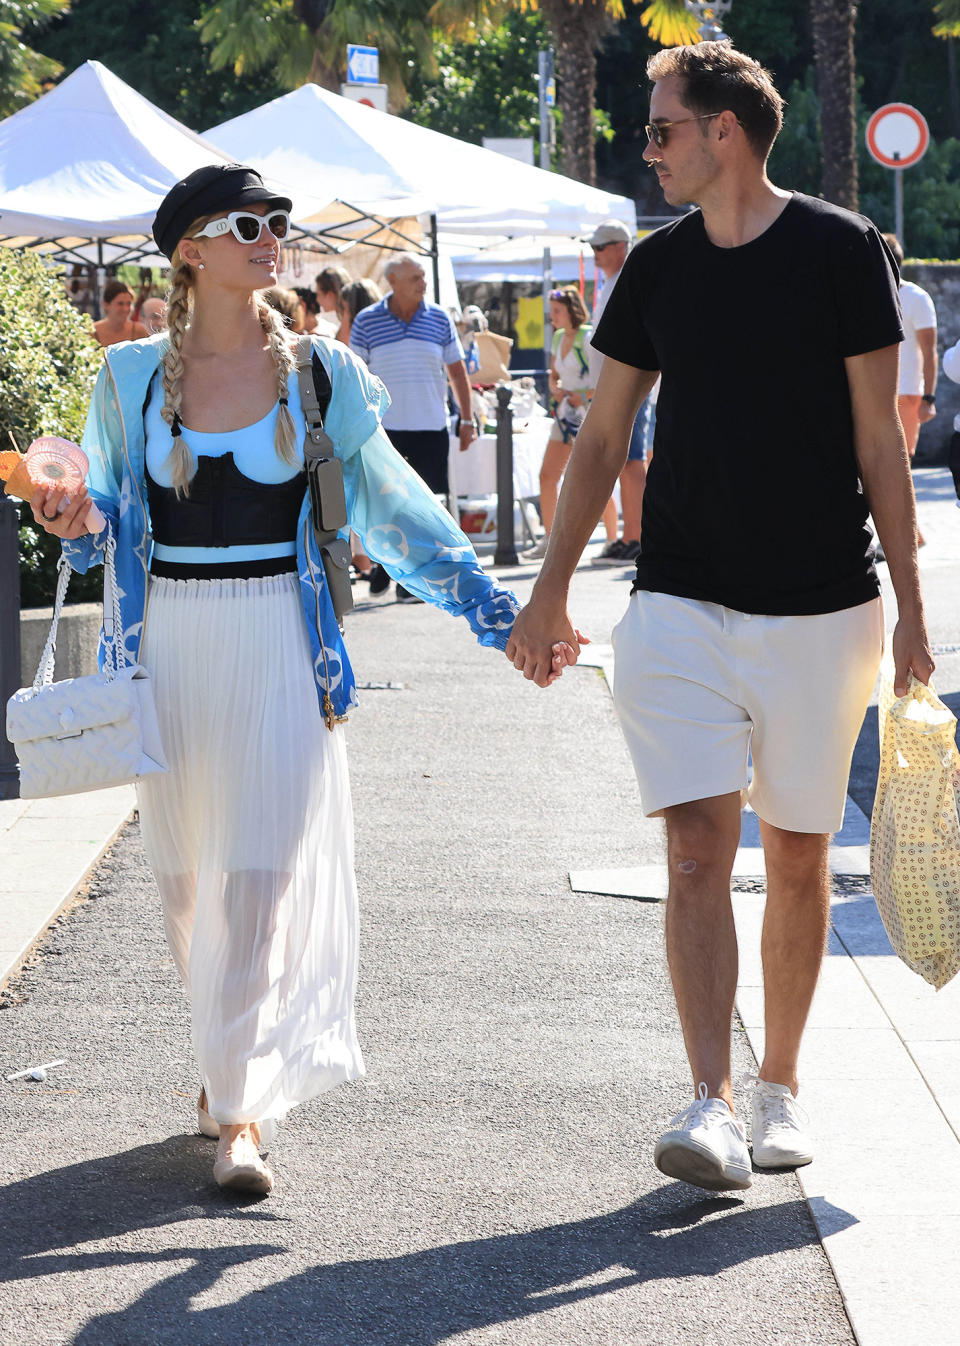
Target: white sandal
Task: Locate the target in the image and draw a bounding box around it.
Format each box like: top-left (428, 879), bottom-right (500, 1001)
top-left (213, 1123), bottom-right (274, 1196)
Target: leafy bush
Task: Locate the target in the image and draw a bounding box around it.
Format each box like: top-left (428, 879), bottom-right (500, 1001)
top-left (0, 248), bottom-right (102, 606)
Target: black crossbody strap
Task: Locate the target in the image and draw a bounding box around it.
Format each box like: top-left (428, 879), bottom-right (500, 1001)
top-left (295, 335), bottom-right (354, 634)
top-left (296, 335), bottom-right (334, 466)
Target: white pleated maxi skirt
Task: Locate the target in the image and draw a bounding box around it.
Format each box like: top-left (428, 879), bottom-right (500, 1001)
top-left (136, 573), bottom-right (364, 1125)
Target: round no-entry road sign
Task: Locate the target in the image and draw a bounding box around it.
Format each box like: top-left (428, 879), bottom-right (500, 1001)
top-left (866, 103), bottom-right (929, 169)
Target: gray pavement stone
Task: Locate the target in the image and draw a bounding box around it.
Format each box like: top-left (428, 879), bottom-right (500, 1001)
top-left (0, 566), bottom-right (853, 1346)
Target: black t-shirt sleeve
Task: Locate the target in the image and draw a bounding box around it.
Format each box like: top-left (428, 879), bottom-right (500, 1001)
top-left (829, 220), bottom-right (904, 357)
top-left (591, 247), bottom-right (660, 371)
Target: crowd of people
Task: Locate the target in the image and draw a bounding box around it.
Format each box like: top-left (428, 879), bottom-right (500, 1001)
top-left (34, 38), bottom-right (953, 1204)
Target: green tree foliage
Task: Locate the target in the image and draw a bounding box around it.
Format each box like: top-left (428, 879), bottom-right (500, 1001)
top-left (0, 250), bottom-right (102, 605)
top-left (199, 0), bottom-right (437, 105)
top-left (404, 9), bottom-right (615, 174)
top-left (403, 9), bottom-right (544, 145)
top-left (766, 72), bottom-right (822, 196)
top-left (36, 0), bottom-right (286, 129)
top-left (0, 0), bottom-right (67, 115)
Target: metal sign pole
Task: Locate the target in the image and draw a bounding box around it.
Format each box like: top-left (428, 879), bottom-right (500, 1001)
top-left (538, 50), bottom-right (553, 172)
top-left (894, 164), bottom-right (904, 248)
top-left (430, 213), bottom-right (441, 303)
top-left (542, 245), bottom-right (553, 373)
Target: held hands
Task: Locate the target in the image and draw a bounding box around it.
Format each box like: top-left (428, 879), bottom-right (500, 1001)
top-left (506, 597), bottom-right (590, 688)
top-left (29, 485), bottom-right (95, 540)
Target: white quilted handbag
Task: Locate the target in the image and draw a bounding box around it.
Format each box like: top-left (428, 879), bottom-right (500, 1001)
top-left (6, 529), bottom-right (168, 799)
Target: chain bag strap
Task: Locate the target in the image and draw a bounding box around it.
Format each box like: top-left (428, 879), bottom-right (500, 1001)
top-left (32, 526), bottom-right (123, 692)
top-left (295, 335), bottom-right (353, 626)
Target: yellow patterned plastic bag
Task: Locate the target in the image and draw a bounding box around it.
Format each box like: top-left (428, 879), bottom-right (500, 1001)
top-left (870, 661), bottom-right (960, 990)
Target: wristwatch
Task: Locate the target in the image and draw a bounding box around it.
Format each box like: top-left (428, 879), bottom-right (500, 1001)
top-left (922, 393), bottom-right (936, 403)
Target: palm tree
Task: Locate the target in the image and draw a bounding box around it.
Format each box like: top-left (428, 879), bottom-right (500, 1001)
top-left (432, 0), bottom-right (631, 186)
top-left (199, 0), bottom-right (436, 101)
top-left (809, 0), bottom-right (857, 210)
top-left (203, 0), bottom-right (633, 187)
top-left (535, 0), bottom-right (625, 183)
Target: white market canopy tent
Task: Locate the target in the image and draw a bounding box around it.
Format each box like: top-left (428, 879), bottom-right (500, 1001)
top-left (206, 84), bottom-right (637, 245)
top-left (0, 62), bottom-right (239, 263)
top-left (0, 61), bottom-right (428, 267)
top-left (450, 236), bottom-right (597, 285)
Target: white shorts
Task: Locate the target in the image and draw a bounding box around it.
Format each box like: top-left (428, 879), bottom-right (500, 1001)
top-left (611, 591), bottom-right (883, 834)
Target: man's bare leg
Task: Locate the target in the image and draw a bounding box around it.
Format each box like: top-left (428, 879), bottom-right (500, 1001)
top-left (663, 792), bottom-right (743, 1111)
top-left (756, 822), bottom-right (830, 1095)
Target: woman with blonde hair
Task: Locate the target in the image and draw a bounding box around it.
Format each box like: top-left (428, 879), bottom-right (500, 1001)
top-left (30, 164), bottom-right (528, 1197)
top-left (522, 286), bottom-right (618, 562)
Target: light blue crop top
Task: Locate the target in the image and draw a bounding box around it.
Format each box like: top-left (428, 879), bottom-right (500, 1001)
top-left (144, 369), bottom-right (308, 564)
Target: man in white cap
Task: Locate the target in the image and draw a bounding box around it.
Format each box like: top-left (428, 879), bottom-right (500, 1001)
top-left (588, 219), bottom-right (648, 565)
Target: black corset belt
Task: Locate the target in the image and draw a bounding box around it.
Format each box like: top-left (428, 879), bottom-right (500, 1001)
top-left (146, 452), bottom-right (306, 549)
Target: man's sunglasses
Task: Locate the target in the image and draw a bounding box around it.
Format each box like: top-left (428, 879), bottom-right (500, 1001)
top-left (192, 210), bottom-right (292, 245)
top-left (644, 112), bottom-right (721, 149)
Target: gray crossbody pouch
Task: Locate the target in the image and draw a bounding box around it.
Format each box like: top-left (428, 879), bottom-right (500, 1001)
top-left (295, 336), bottom-right (354, 626)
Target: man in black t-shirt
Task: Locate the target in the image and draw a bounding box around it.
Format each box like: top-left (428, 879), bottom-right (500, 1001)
top-left (507, 41), bottom-right (933, 1194)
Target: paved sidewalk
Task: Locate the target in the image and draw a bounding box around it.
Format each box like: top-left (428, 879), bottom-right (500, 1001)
top-left (0, 786), bottom-right (134, 986)
top-left (0, 470), bottom-right (956, 1344)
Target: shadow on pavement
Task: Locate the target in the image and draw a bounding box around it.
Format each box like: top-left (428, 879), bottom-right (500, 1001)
top-left (0, 1138), bottom-right (841, 1345)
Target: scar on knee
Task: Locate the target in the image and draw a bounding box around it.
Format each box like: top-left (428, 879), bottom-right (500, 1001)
top-left (677, 859), bottom-right (697, 874)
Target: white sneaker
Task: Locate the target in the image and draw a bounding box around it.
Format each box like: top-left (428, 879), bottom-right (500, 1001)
top-left (521, 535), bottom-right (549, 561)
top-left (750, 1077), bottom-right (813, 1168)
top-left (654, 1083), bottom-right (752, 1191)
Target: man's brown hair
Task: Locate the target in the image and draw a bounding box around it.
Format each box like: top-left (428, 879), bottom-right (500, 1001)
top-left (882, 233), bottom-right (904, 268)
top-left (647, 40), bottom-right (784, 162)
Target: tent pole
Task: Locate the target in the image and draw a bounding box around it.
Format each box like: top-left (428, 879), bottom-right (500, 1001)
top-left (430, 213), bottom-right (441, 303)
top-left (542, 245), bottom-right (553, 373)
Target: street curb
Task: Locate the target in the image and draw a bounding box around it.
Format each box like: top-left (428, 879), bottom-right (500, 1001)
top-left (0, 788), bottom-right (136, 991)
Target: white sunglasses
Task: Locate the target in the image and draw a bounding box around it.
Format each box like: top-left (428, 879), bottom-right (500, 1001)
top-left (192, 209), bottom-right (292, 245)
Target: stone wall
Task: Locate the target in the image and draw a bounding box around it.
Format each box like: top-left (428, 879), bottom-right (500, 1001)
top-left (19, 603), bottom-right (101, 687)
top-left (899, 262), bottom-right (960, 464)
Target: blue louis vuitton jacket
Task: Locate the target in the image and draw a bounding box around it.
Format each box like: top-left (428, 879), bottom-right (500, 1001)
top-left (62, 333), bottom-right (520, 721)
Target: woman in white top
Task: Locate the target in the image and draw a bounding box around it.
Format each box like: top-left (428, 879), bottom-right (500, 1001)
top-left (523, 286), bottom-right (618, 561)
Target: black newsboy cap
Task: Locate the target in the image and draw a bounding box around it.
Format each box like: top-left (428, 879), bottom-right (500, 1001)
top-left (152, 163), bottom-right (293, 261)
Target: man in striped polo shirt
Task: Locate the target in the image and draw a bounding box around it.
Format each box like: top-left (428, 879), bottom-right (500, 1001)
top-left (350, 253), bottom-right (477, 492)
top-left (350, 254), bottom-right (478, 599)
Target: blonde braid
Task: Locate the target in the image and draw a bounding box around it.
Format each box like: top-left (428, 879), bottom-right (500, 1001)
top-left (160, 256), bottom-right (196, 496)
top-left (256, 297), bottom-right (300, 468)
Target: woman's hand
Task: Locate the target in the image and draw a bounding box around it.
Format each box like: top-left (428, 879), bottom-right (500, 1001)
top-left (29, 485), bottom-right (95, 540)
top-left (566, 392), bottom-right (584, 409)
